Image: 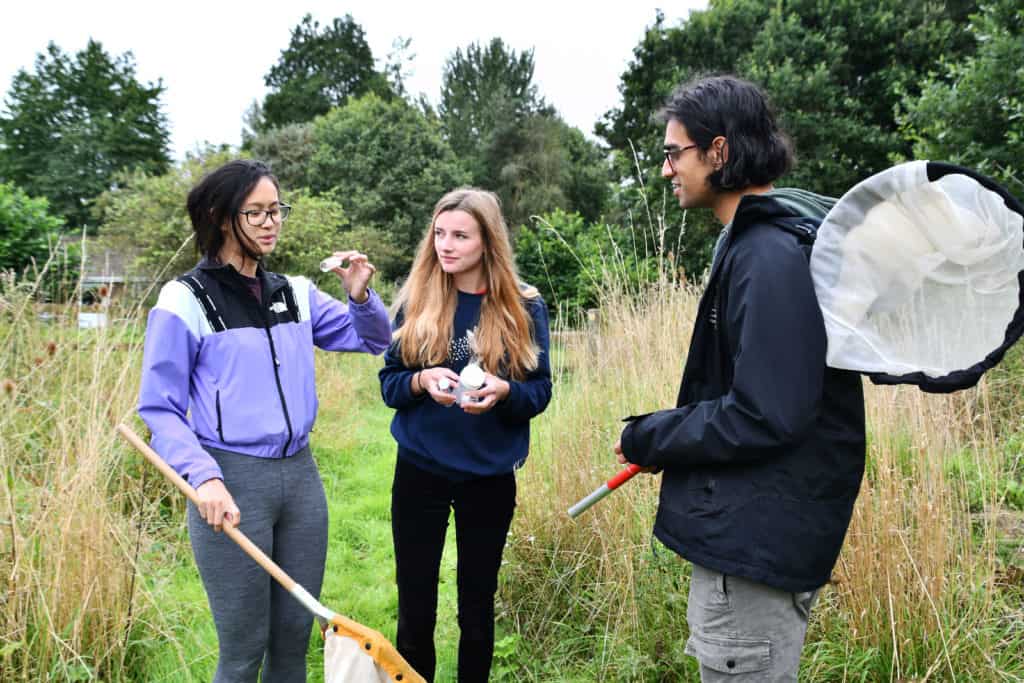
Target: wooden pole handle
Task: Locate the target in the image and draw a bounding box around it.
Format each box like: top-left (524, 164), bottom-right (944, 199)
top-left (116, 423), bottom-right (296, 592)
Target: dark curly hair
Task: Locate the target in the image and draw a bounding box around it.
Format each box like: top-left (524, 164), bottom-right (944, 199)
top-left (658, 75), bottom-right (794, 192)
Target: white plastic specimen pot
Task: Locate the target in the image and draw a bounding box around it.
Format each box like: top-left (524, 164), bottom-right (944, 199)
top-left (810, 161), bottom-right (1024, 392)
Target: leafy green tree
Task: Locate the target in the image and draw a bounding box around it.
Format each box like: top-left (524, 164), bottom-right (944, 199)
top-left (516, 210), bottom-right (598, 313)
top-left (439, 38), bottom-right (545, 169)
top-left (96, 149), bottom-right (235, 280)
top-left (240, 99), bottom-right (264, 149)
top-left (598, 0), bottom-right (981, 273)
top-left (248, 122), bottom-right (317, 190)
top-left (261, 14), bottom-right (390, 130)
top-left (384, 36), bottom-right (416, 99)
top-left (596, 5), bottom-right (770, 180)
top-left (307, 93), bottom-right (470, 276)
top-left (516, 209), bottom-right (659, 315)
top-left (0, 40), bottom-right (170, 230)
top-left (439, 38), bottom-right (610, 229)
top-left (485, 114), bottom-right (611, 230)
top-left (601, 1), bottom-right (978, 194)
top-left (0, 182), bottom-right (63, 272)
top-left (560, 126), bottom-right (614, 226)
top-left (593, 5), bottom-right (772, 277)
top-left (741, 0), bottom-right (977, 196)
top-left (899, 0), bottom-right (1024, 192)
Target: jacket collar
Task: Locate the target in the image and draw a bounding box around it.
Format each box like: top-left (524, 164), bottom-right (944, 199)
top-left (730, 193), bottom-right (799, 234)
top-left (705, 194), bottom-right (801, 288)
top-left (196, 256), bottom-right (289, 300)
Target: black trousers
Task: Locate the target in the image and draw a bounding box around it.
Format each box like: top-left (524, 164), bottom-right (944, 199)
top-left (391, 457), bottom-right (516, 683)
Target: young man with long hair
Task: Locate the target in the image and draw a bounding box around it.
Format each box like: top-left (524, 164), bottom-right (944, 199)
top-left (615, 75), bottom-right (866, 681)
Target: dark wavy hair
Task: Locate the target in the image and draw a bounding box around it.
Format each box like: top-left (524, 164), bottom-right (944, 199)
top-left (658, 75), bottom-right (794, 192)
top-left (186, 159), bottom-right (280, 260)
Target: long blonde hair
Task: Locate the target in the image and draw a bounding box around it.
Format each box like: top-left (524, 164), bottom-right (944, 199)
top-left (392, 187), bottom-right (540, 380)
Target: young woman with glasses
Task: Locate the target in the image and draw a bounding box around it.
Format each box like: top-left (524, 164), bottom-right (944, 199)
top-left (378, 187), bottom-right (552, 682)
top-left (137, 159), bottom-right (391, 681)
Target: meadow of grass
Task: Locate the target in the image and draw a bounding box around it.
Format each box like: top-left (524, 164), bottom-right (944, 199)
top-left (2, 255), bottom-right (1023, 681)
top-left (1, 270), bottom-right (151, 681)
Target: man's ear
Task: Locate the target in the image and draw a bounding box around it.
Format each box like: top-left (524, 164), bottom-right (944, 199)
top-left (712, 136), bottom-right (728, 170)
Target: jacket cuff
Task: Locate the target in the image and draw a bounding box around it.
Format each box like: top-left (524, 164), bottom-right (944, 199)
top-left (494, 380), bottom-right (525, 422)
top-left (620, 413), bottom-right (652, 467)
top-left (348, 288), bottom-right (379, 311)
top-left (401, 369), bottom-right (429, 405)
top-left (188, 466), bottom-right (224, 491)
top-left (502, 380), bottom-right (521, 406)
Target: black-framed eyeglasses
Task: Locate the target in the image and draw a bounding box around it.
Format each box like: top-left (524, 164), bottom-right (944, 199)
top-left (239, 204), bottom-right (291, 227)
top-left (663, 144), bottom-right (699, 173)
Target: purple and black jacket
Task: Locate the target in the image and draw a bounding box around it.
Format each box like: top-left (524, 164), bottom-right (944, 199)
top-left (138, 259), bottom-right (391, 489)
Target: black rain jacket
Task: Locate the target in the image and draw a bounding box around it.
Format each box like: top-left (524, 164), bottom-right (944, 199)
top-left (621, 194), bottom-right (866, 593)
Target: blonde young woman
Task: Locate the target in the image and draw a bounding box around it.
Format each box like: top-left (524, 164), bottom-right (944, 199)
top-left (379, 188), bottom-right (551, 682)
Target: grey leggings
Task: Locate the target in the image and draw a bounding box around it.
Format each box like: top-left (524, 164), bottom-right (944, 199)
top-left (187, 446), bottom-right (328, 683)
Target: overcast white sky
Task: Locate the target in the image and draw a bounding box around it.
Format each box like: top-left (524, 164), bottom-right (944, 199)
top-left (1, 1), bottom-right (706, 160)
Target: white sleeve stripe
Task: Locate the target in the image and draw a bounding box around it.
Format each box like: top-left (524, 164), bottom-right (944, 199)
top-left (286, 275), bottom-right (313, 323)
top-left (154, 280), bottom-right (213, 338)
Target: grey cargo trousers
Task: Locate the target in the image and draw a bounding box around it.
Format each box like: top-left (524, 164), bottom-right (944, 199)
top-left (685, 563), bottom-right (820, 682)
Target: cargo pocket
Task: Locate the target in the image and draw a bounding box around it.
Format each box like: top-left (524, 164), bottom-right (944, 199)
top-left (684, 630), bottom-right (771, 675)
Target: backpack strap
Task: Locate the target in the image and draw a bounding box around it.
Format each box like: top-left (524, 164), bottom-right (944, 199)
top-left (279, 280), bottom-right (300, 323)
top-left (176, 273), bottom-right (227, 333)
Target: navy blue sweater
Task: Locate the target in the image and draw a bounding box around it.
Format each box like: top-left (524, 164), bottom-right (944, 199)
top-left (379, 290), bottom-right (552, 480)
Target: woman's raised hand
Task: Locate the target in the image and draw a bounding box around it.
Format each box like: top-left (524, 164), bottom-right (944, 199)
top-left (325, 250), bottom-right (376, 303)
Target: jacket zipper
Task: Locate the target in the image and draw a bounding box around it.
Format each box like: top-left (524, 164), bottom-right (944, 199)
top-left (215, 390), bottom-right (224, 441)
top-left (259, 295), bottom-right (294, 458)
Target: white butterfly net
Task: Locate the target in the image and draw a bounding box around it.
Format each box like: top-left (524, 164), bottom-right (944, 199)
top-left (810, 161), bottom-right (1024, 378)
top-left (324, 630), bottom-right (391, 682)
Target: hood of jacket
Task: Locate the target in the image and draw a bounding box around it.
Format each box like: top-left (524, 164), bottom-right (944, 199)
top-left (730, 188), bottom-right (837, 236)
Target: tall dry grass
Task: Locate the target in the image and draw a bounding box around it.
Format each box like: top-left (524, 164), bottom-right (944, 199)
top-left (0, 260), bottom-right (165, 681)
top-left (502, 271), bottom-right (1022, 680)
top-left (500, 275), bottom-right (701, 676)
top-left (817, 384), bottom-right (1004, 680)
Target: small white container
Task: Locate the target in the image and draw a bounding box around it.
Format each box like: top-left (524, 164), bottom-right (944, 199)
top-left (319, 256), bottom-right (350, 272)
top-left (455, 363), bottom-right (486, 405)
top-left (436, 376), bottom-right (455, 408)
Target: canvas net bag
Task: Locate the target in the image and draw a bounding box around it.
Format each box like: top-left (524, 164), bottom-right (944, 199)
top-left (810, 161), bottom-right (1024, 392)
